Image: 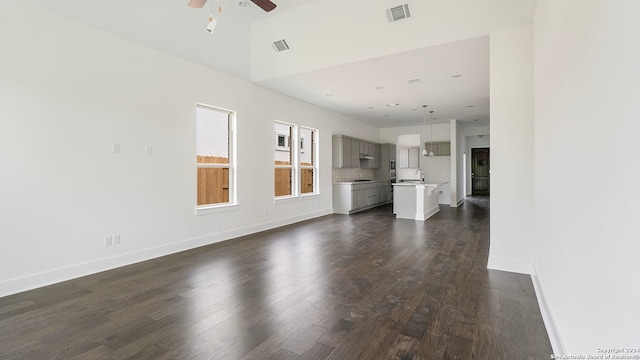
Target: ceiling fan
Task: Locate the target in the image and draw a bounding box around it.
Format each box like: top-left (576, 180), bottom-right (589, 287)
top-left (188, 0), bottom-right (277, 12)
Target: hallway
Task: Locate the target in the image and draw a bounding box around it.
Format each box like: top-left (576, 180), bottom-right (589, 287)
top-left (0, 197), bottom-right (552, 359)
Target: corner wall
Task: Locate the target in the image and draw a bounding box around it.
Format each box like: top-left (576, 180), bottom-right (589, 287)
top-left (487, 25), bottom-right (535, 274)
top-left (534, 0), bottom-right (640, 355)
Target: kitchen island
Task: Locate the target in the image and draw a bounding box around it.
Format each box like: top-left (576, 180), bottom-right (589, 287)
top-left (392, 182), bottom-right (447, 221)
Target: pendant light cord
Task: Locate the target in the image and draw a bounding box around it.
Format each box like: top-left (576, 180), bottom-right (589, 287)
top-left (430, 110), bottom-right (434, 154)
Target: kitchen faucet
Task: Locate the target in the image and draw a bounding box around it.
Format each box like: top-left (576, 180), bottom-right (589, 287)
top-left (415, 168), bottom-right (425, 182)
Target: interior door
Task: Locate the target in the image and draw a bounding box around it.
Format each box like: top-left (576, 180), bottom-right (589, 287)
top-left (471, 148), bottom-right (490, 195)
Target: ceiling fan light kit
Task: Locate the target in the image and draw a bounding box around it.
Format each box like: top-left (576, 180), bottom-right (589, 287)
top-left (206, 14), bottom-right (217, 34)
top-left (188, 0), bottom-right (276, 12)
top-left (189, 0), bottom-right (276, 33)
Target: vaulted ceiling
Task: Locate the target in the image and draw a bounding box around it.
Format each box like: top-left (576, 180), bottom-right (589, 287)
top-left (24, 0), bottom-right (537, 127)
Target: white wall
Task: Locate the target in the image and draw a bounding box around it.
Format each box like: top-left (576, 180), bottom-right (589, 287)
top-left (487, 25), bottom-right (535, 274)
top-left (533, 0), bottom-right (640, 355)
top-left (0, 3), bottom-right (379, 297)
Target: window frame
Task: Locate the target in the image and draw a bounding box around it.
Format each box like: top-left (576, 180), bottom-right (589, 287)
top-left (195, 103), bottom-right (238, 215)
top-left (274, 121), bottom-right (298, 200)
top-left (274, 121), bottom-right (319, 202)
top-left (299, 126), bottom-right (319, 197)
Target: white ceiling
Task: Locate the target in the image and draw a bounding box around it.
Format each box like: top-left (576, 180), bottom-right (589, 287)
top-left (24, 0), bottom-right (536, 128)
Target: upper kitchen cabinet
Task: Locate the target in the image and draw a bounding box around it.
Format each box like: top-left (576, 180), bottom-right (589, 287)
top-left (399, 147), bottom-right (420, 168)
top-left (373, 143), bottom-right (381, 168)
top-left (332, 135), bottom-right (382, 169)
top-left (373, 143), bottom-right (396, 180)
top-left (333, 136), bottom-right (354, 167)
top-left (359, 141), bottom-right (380, 169)
top-left (389, 144), bottom-right (396, 161)
top-left (424, 141), bottom-right (451, 156)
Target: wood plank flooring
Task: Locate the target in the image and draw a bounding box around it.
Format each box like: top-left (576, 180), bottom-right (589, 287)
top-left (0, 196), bottom-right (553, 359)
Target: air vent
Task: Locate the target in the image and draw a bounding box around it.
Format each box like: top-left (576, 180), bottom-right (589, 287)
top-left (386, 4), bottom-right (411, 23)
top-left (272, 39), bottom-right (290, 52)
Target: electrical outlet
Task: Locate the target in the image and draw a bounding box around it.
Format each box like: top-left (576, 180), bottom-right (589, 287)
top-left (105, 236), bottom-right (113, 247)
top-left (113, 234), bottom-right (121, 245)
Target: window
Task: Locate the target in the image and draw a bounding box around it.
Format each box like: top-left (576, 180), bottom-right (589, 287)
top-left (196, 104), bottom-right (236, 212)
top-left (274, 122), bottom-right (294, 197)
top-left (274, 121), bottom-right (318, 199)
top-left (299, 127), bottom-right (317, 194)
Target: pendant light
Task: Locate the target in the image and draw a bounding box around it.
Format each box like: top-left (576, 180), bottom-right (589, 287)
top-left (428, 110), bottom-right (435, 157)
top-left (421, 105), bottom-right (429, 156)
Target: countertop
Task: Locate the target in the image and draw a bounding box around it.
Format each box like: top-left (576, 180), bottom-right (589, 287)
top-left (333, 180), bottom-right (390, 185)
top-left (393, 181), bottom-right (448, 187)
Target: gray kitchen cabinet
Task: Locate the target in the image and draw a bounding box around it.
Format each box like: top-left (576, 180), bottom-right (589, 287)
top-left (350, 139), bottom-right (360, 166)
top-left (373, 143), bottom-right (395, 180)
top-left (332, 135), bottom-right (383, 169)
top-left (373, 143), bottom-right (381, 168)
top-left (332, 136), bottom-right (354, 167)
top-left (352, 188), bottom-right (367, 209)
top-left (334, 136), bottom-right (379, 168)
top-left (332, 180), bottom-right (391, 214)
top-left (424, 141), bottom-right (451, 156)
top-left (436, 142), bottom-right (451, 156)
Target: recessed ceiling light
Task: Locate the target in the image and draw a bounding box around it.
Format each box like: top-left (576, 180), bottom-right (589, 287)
top-left (386, 103), bottom-right (399, 107)
top-left (407, 79), bottom-right (423, 85)
top-left (384, 114), bottom-right (390, 117)
top-left (473, 119), bottom-right (479, 121)
top-left (451, 74), bottom-right (463, 78)
top-left (375, 86), bottom-right (385, 90)
top-left (466, 105), bottom-right (474, 108)
top-left (367, 106), bottom-right (375, 109)
top-left (239, 1), bottom-right (251, 7)
top-left (411, 108), bottom-right (418, 111)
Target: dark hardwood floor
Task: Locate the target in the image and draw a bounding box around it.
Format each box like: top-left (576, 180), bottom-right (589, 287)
top-left (0, 196), bottom-right (552, 359)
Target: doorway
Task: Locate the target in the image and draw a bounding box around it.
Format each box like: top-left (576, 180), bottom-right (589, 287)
top-left (471, 148), bottom-right (490, 195)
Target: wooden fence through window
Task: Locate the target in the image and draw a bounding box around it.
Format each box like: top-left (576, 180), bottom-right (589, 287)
top-left (275, 162), bottom-right (314, 196)
top-left (197, 156), bottom-right (229, 205)
top-left (197, 157), bottom-right (314, 204)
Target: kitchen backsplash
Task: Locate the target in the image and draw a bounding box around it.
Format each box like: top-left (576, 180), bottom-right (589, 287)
top-left (332, 168), bottom-right (375, 182)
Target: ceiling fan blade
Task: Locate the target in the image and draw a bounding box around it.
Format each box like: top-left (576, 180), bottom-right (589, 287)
top-left (187, 0), bottom-right (208, 8)
top-left (251, 0), bottom-right (277, 12)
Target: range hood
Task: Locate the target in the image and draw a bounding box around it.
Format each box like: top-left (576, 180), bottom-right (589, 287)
top-left (359, 153), bottom-right (374, 160)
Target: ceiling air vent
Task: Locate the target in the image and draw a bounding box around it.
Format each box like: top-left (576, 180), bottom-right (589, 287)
top-left (272, 39), bottom-right (290, 52)
top-left (386, 4), bottom-right (411, 23)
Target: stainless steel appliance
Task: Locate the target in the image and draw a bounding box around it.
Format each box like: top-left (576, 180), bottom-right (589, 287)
top-left (389, 159), bottom-right (396, 203)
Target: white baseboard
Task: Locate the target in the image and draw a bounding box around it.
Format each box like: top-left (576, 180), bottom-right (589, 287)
top-left (487, 256), bottom-right (534, 275)
top-left (0, 209), bottom-right (333, 298)
top-left (531, 268), bottom-right (566, 356)
top-left (488, 260), bottom-right (566, 356)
